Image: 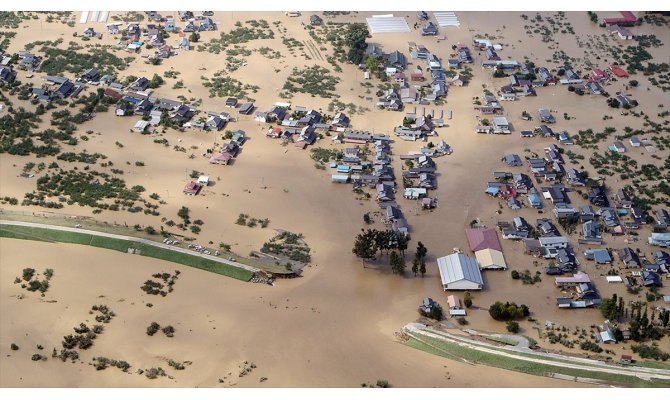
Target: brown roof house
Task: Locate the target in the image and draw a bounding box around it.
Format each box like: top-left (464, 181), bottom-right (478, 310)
top-left (465, 227), bottom-right (503, 252)
top-left (183, 181), bottom-right (202, 196)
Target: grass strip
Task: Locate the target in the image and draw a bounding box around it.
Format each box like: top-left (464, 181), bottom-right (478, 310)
top-left (1, 225), bottom-right (253, 281)
top-left (405, 332), bottom-right (670, 388)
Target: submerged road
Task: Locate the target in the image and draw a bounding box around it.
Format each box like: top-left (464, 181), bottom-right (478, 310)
top-left (403, 323), bottom-right (670, 382)
top-left (0, 220), bottom-right (260, 274)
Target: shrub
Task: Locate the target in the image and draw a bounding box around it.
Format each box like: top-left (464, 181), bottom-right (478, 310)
top-left (146, 322), bottom-right (160, 336)
top-left (162, 325), bottom-right (175, 338)
top-left (463, 291), bottom-right (473, 308)
top-left (10, 343), bottom-right (19, 351)
top-left (506, 321), bottom-right (520, 333)
top-left (580, 341), bottom-right (603, 353)
top-left (631, 344), bottom-right (670, 361)
top-left (511, 270), bottom-right (520, 279)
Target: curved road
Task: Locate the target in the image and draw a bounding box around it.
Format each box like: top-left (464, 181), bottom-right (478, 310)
top-left (0, 220), bottom-right (259, 274)
top-left (403, 323), bottom-right (670, 382)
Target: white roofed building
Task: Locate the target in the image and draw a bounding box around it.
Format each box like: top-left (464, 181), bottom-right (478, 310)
top-left (437, 253), bottom-right (484, 291)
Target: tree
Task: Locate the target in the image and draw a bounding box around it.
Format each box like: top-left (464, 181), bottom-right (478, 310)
top-left (428, 304), bottom-right (443, 320)
top-left (177, 206), bottom-right (190, 221)
top-left (396, 233), bottom-right (410, 256)
top-left (365, 56), bottom-right (379, 71)
top-left (390, 251), bottom-right (405, 275)
top-left (411, 258), bottom-right (419, 276)
top-left (463, 291), bottom-right (473, 308)
top-left (344, 24), bottom-right (370, 64)
top-left (419, 259), bottom-right (426, 277)
top-left (352, 229), bottom-right (378, 267)
top-left (416, 242), bottom-right (428, 260)
top-left (363, 213), bottom-right (371, 224)
top-left (148, 73), bottom-right (164, 89)
top-left (489, 301), bottom-right (530, 321)
top-left (189, 32), bottom-right (200, 43)
top-left (506, 321), bottom-right (520, 333)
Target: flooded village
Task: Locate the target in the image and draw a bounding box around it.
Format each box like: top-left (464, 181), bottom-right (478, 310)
top-left (1, 9), bottom-right (670, 389)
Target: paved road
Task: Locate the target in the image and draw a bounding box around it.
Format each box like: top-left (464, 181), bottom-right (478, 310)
top-left (403, 323), bottom-right (670, 382)
top-left (0, 220), bottom-right (259, 274)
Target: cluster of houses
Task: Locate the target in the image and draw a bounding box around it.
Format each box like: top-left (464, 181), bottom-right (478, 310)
top-left (107, 13), bottom-right (216, 61)
top-left (109, 76), bottom-right (216, 133)
top-left (400, 150), bottom-right (440, 209)
top-left (487, 144), bottom-right (568, 210)
top-left (264, 105), bottom-right (350, 149)
top-left (394, 111), bottom-right (446, 141)
top-left (602, 11), bottom-right (636, 40)
top-left (31, 75), bottom-right (87, 102)
top-left (555, 271), bottom-right (602, 308)
top-left (474, 94), bottom-right (511, 134)
top-left (207, 129), bottom-right (246, 167)
top-left (367, 42), bottom-right (466, 110)
top-left (0, 49), bottom-right (17, 85)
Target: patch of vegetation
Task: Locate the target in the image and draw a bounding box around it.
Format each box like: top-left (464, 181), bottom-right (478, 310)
top-left (310, 147), bottom-right (343, 162)
top-left (0, 11), bottom-right (31, 29)
top-left (281, 66), bottom-right (340, 98)
top-left (37, 42), bottom-right (129, 75)
top-left (140, 270), bottom-right (180, 297)
top-left (631, 344), bottom-right (670, 361)
top-left (14, 267), bottom-right (53, 295)
top-left (261, 231), bottom-right (311, 265)
top-left (142, 367), bottom-right (167, 379)
top-left (197, 20), bottom-right (274, 53)
top-left (489, 301), bottom-right (530, 321)
top-left (201, 72), bottom-right (259, 101)
top-left (92, 356), bottom-right (131, 372)
top-left (235, 213), bottom-right (269, 229)
top-left (22, 169), bottom-right (154, 214)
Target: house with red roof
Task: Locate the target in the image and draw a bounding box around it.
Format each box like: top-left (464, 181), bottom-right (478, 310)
top-left (465, 227), bottom-right (503, 252)
top-left (591, 68), bottom-right (608, 82)
top-left (609, 64), bottom-right (629, 78)
top-left (603, 11), bottom-right (637, 26)
top-left (183, 181), bottom-right (202, 196)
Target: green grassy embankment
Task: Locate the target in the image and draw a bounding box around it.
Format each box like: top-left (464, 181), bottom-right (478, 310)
top-left (0, 225), bottom-right (254, 281)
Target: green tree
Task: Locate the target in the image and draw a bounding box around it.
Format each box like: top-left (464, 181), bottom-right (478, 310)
top-left (464, 291), bottom-right (473, 308)
top-left (148, 73), bottom-right (164, 89)
top-left (189, 32), bottom-right (200, 43)
top-left (411, 258), bottom-right (419, 276)
top-left (428, 304), bottom-right (443, 320)
top-left (365, 56), bottom-right (379, 71)
top-left (396, 233), bottom-right (410, 256)
top-left (506, 321), bottom-right (520, 333)
top-left (352, 229), bottom-right (378, 267)
top-left (419, 259), bottom-right (426, 277)
top-left (344, 24), bottom-right (370, 64)
top-left (416, 242), bottom-right (428, 260)
top-left (390, 251), bottom-right (405, 275)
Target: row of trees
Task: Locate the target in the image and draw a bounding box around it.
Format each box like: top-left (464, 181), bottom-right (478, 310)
top-left (352, 230), bottom-right (430, 277)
